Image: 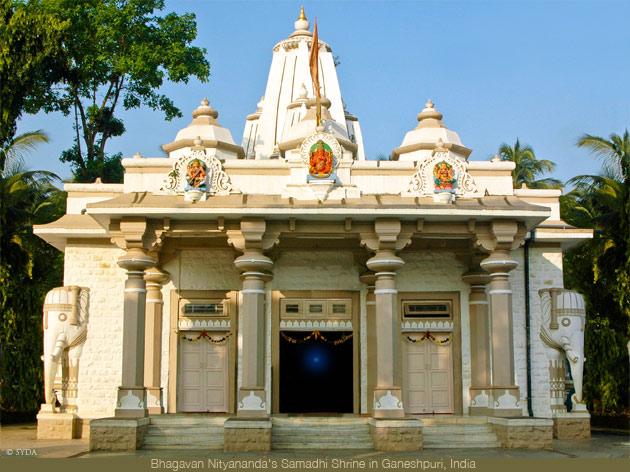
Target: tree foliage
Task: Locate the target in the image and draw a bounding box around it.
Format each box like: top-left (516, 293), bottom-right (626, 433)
top-left (498, 138), bottom-right (562, 189)
top-left (0, 135), bottom-right (66, 412)
top-left (0, 0), bottom-right (67, 164)
top-left (38, 0), bottom-right (210, 183)
top-left (561, 130), bottom-right (630, 413)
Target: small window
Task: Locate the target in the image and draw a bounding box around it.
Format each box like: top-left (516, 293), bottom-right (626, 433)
top-left (332, 304), bottom-right (346, 314)
top-left (403, 301), bottom-right (451, 319)
top-left (309, 304), bottom-right (323, 313)
top-left (285, 304), bottom-right (300, 313)
top-left (184, 303), bottom-right (223, 315)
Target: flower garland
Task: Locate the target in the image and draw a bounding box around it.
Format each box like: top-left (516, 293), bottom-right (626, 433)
top-left (181, 330), bottom-right (233, 344)
top-left (405, 331), bottom-right (451, 345)
top-left (281, 330), bottom-right (353, 346)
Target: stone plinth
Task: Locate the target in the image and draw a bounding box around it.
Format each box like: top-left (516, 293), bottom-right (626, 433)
top-left (223, 418), bottom-right (271, 452)
top-left (369, 418), bottom-right (423, 451)
top-left (89, 417), bottom-right (150, 451)
top-left (553, 412), bottom-right (591, 439)
top-left (488, 417), bottom-right (553, 450)
top-left (37, 412), bottom-right (78, 439)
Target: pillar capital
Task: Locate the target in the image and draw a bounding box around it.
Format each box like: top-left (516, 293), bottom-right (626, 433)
top-left (360, 218), bottom-right (412, 253)
top-left (462, 270), bottom-right (491, 287)
top-left (144, 267), bottom-right (170, 286)
top-left (117, 247), bottom-right (155, 272)
top-left (366, 250), bottom-right (405, 273)
top-left (234, 250), bottom-right (274, 273)
top-left (480, 250), bottom-right (519, 275)
top-left (359, 270), bottom-right (376, 287)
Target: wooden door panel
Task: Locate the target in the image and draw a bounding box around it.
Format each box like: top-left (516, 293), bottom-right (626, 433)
top-left (405, 334), bottom-right (454, 414)
top-left (180, 334), bottom-right (228, 412)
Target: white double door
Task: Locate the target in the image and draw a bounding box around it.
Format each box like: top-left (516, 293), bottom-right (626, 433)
top-left (404, 334), bottom-right (454, 414)
top-left (179, 334), bottom-right (228, 412)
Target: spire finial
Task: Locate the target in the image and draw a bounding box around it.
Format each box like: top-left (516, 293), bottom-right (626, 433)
top-left (426, 99), bottom-right (434, 109)
top-left (293, 6), bottom-right (310, 33)
top-left (201, 97), bottom-right (209, 107)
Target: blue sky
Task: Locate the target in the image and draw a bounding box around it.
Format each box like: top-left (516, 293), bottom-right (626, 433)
top-left (17, 0), bottom-right (630, 185)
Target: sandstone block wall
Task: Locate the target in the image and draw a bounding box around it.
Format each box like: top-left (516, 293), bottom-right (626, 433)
top-left (89, 418), bottom-right (149, 451)
top-left (490, 418), bottom-right (553, 450)
top-left (224, 428), bottom-right (271, 451)
top-left (370, 420), bottom-right (423, 451)
top-left (36, 413), bottom-right (77, 439)
top-left (64, 245), bottom-right (125, 420)
top-left (554, 416), bottom-right (591, 439)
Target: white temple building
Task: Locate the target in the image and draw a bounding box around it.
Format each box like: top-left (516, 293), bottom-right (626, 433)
top-left (34, 8), bottom-right (593, 451)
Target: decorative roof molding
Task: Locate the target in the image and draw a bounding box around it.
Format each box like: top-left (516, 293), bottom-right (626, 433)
top-left (178, 318), bottom-right (231, 331)
top-left (280, 319), bottom-right (353, 331)
top-left (401, 320), bottom-right (454, 332)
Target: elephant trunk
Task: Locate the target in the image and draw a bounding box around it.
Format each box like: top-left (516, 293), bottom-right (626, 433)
top-left (568, 355), bottom-right (584, 406)
top-left (44, 335), bottom-right (67, 405)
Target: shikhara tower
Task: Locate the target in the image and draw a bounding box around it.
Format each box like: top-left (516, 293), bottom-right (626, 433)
top-left (242, 7), bottom-right (365, 160)
top-left (34, 7), bottom-right (592, 452)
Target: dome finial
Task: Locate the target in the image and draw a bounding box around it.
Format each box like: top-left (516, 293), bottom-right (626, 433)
top-left (426, 99), bottom-right (434, 109)
top-left (294, 6), bottom-right (310, 32)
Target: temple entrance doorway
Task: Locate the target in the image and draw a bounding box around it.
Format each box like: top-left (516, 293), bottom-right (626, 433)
top-left (272, 291), bottom-right (359, 414)
top-left (279, 330), bottom-right (353, 413)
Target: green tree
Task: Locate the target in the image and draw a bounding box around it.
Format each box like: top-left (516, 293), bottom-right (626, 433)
top-left (0, 129), bottom-right (50, 176)
top-left (0, 133), bottom-right (65, 414)
top-left (498, 138), bottom-right (562, 189)
top-left (0, 0), bottom-right (67, 164)
top-left (40, 0), bottom-right (210, 183)
top-left (561, 130), bottom-right (630, 414)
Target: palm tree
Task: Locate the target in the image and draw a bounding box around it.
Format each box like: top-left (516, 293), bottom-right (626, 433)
top-left (498, 138), bottom-right (562, 189)
top-left (563, 130), bottom-right (630, 412)
top-left (0, 132), bottom-right (65, 413)
top-left (0, 130), bottom-right (50, 176)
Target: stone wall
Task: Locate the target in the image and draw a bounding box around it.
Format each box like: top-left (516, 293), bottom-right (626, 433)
top-left (489, 417), bottom-right (553, 450)
top-left (89, 418), bottom-right (149, 451)
top-left (553, 413), bottom-right (591, 439)
top-left (64, 244), bottom-right (125, 420)
top-left (223, 419), bottom-right (271, 451)
top-left (528, 246), bottom-right (564, 417)
top-left (369, 419), bottom-right (423, 451)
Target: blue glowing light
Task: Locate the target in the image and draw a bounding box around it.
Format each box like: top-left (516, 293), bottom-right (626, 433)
top-left (301, 345), bottom-right (329, 374)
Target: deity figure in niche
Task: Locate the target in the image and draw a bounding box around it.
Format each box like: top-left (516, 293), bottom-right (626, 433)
top-left (309, 140), bottom-right (333, 178)
top-left (186, 158), bottom-right (207, 190)
top-left (433, 160), bottom-right (456, 191)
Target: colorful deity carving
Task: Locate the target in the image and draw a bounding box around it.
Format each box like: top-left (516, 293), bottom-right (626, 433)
top-left (309, 140), bottom-right (333, 178)
top-left (433, 160), bottom-right (456, 191)
top-left (186, 158), bottom-right (207, 189)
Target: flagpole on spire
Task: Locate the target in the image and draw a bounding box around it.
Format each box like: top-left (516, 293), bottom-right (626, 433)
top-left (309, 15), bottom-right (322, 128)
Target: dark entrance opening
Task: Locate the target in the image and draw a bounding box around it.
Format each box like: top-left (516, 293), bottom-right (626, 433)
top-left (279, 331), bottom-right (353, 413)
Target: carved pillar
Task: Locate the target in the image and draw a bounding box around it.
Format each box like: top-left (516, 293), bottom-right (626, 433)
top-left (475, 220), bottom-right (524, 417)
top-left (360, 271), bottom-right (377, 415)
top-left (228, 219), bottom-right (278, 418)
top-left (144, 267), bottom-right (170, 415)
top-left (361, 219), bottom-right (411, 418)
top-left (462, 270), bottom-right (492, 415)
top-left (115, 246), bottom-right (155, 418)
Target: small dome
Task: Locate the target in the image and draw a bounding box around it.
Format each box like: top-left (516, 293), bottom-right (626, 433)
top-left (392, 99), bottom-right (471, 161)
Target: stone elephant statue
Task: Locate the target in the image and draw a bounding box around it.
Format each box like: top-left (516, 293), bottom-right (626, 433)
top-left (42, 286), bottom-right (89, 411)
top-left (539, 288), bottom-right (587, 412)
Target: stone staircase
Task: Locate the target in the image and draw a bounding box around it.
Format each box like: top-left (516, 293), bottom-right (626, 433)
top-left (421, 416), bottom-right (501, 449)
top-left (143, 415), bottom-right (227, 450)
top-left (272, 416), bottom-right (374, 450)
